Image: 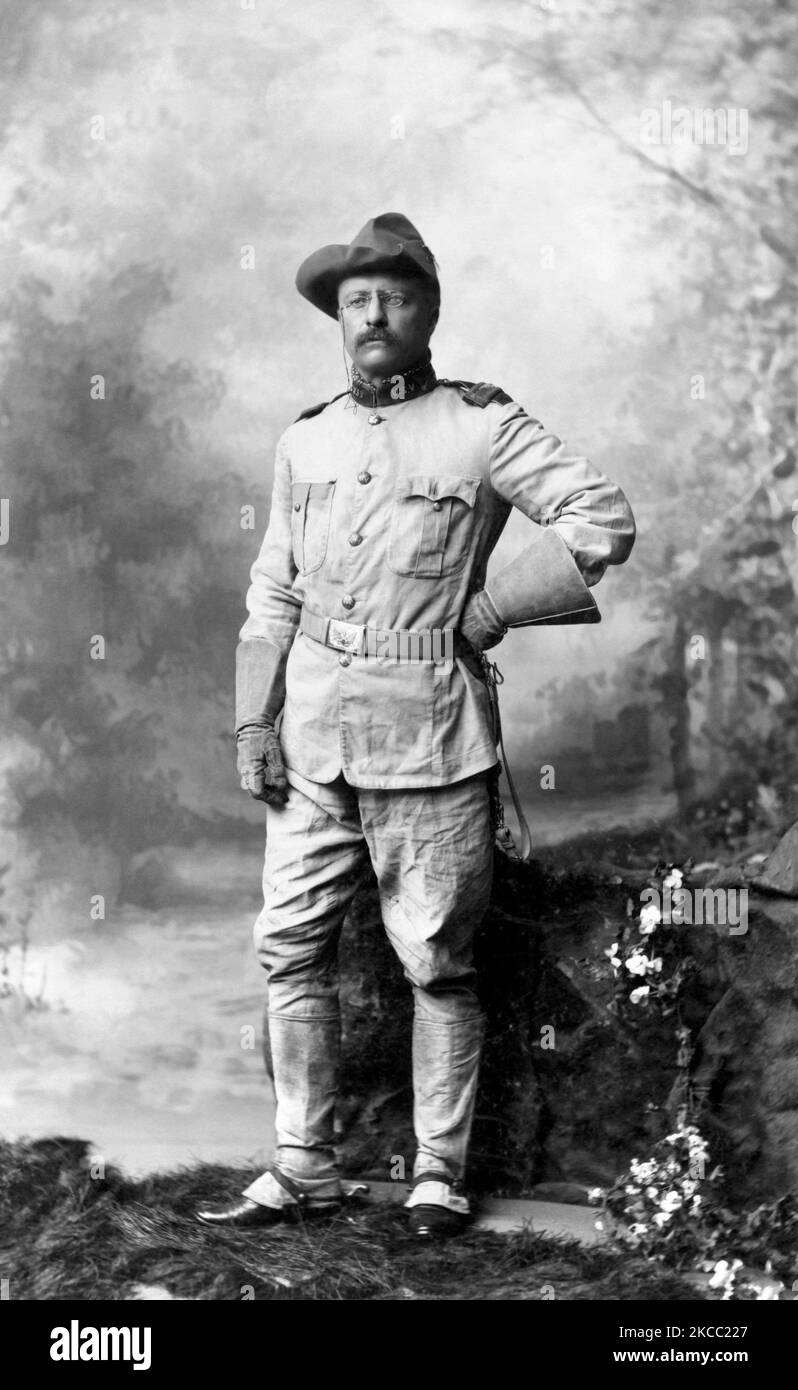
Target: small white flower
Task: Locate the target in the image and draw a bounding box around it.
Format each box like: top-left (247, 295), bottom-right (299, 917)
top-left (652, 1211), bottom-right (671, 1227)
top-left (646, 1186), bottom-right (658, 1199)
top-left (754, 1284), bottom-right (781, 1301)
top-left (686, 1129), bottom-right (709, 1156)
top-left (624, 1184), bottom-right (640, 1196)
top-left (646, 956), bottom-right (663, 973)
top-left (604, 944), bottom-right (622, 972)
top-left (660, 1190), bottom-right (683, 1212)
top-left (587, 1187), bottom-right (604, 1204)
top-left (626, 952), bottom-right (648, 977)
top-left (627, 1222), bottom-right (648, 1236)
top-left (639, 903), bottom-right (661, 934)
top-left (595, 1219), bottom-right (604, 1231)
top-left (663, 869), bottom-right (683, 890)
top-left (629, 985), bottom-right (650, 1004)
top-left (629, 1158), bottom-right (656, 1182)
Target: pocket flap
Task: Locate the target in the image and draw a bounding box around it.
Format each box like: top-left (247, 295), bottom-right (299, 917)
top-left (291, 479), bottom-right (336, 506)
top-left (397, 474), bottom-right (480, 507)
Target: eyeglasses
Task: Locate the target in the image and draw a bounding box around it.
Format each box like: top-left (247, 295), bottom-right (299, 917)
top-left (339, 291), bottom-right (411, 313)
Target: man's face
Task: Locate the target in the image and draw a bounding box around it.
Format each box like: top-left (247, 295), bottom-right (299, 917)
top-left (337, 273), bottom-right (439, 381)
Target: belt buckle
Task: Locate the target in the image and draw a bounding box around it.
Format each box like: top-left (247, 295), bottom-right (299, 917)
top-left (327, 619), bottom-right (364, 654)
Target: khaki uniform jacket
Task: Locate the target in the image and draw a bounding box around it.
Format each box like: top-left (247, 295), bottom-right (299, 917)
top-left (239, 381), bottom-right (635, 788)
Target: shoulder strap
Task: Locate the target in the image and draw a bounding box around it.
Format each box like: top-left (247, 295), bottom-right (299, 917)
top-left (438, 379), bottom-right (516, 409)
top-left (293, 390), bottom-right (349, 423)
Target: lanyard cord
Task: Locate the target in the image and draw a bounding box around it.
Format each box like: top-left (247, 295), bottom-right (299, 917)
top-left (480, 654), bottom-right (533, 863)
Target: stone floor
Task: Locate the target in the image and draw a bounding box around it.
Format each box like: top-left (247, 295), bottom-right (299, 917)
top-left (358, 1180), bottom-right (603, 1242)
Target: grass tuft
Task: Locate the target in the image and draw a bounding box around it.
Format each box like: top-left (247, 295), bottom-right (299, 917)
top-left (0, 1137), bottom-right (706, 1301)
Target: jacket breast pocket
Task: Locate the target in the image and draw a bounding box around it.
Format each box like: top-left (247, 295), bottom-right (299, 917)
top-left (387, 475), bottom-right (480, 578)
top-left (290, 479), bottom-right (336, 574)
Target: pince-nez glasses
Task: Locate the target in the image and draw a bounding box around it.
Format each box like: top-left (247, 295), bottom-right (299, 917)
top-left (339, 291), bottom-right (410, 313)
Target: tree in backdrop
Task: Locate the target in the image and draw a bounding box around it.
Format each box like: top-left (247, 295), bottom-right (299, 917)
top-left (0, 267), bottom-right (265, 916)
top-left (2, 0), bottom-right (796, 940)
top-left (456, 0), bottom-right (798, 818)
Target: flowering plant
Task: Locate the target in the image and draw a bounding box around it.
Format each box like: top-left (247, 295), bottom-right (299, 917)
top-left (590, 1120), bottom-right (715, 1263)
top-left (605, 865), bottom-right (694, 1017)
top-left (593, 861), bottom-right (798, 1296)
top-left (589, 1119), bottom-right (798, 1293)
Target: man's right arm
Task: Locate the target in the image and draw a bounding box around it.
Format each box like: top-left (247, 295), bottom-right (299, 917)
top-left (236, 434), bottom-right (300, 802)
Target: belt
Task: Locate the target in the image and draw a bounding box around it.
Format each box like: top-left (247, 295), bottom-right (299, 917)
top-left (299, 606), bottom-right (470, 663)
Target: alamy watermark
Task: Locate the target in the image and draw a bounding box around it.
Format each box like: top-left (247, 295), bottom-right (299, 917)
top-left (50, 1321), bottom-right (151, 1370)
top-left (640, 101), bottom-right (749, 155)
top-left (640, 884), bottom-right (748, 935)
top-left (327, 620), bottom-right (454, 664)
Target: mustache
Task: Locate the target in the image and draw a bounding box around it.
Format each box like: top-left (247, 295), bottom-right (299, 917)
top-left (355, 328), bottom-right (399, 347)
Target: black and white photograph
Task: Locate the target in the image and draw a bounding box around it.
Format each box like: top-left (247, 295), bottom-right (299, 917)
top-left (1, 0), bottom-right (796, 1338)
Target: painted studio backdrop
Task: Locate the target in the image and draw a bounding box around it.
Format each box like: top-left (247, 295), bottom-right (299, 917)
top-left (1, 0), bottom-right (796, 1179)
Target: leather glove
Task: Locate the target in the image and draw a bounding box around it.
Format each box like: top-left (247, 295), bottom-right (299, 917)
top-left (460, 528), bottom-right (600, 653)
top-left (459, 588), bottom-right (507, 653)
top-left (236, 725), bottom-right (288, 805)
top-left (484, 527), bottom-right (600, 628)
top-left (236, 639), bottom-right (288, 730)
top-left (235, 639), bottom-right (290, 805)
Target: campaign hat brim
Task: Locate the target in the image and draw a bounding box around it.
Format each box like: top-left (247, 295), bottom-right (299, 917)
top-left (295, 213), bottom-right (439, 320)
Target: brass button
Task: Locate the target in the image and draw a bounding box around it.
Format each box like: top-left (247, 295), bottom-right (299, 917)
top-left (338, 653), bottom-right (352, 667)
top-left (368, 413), bottom-right (383, 425)
top-left (432, 501), bottom-right (442, 511)
top-left (348, 532), bottom-right (362, 546)
top-left (341, 595), bottom-right (356, 610)
top-left (357, 471), bottom-right (372, 484)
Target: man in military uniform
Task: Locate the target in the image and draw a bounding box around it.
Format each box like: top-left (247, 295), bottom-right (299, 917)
top-left (197, 213), bottom-right (635, 1237)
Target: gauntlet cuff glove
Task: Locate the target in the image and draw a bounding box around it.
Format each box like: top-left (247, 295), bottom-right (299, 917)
top-left (459, 528), bottom-right (600, 653)
top-left (236, 638), bottom-right (289, 732)
top-left (236, 639), bottom-right (290, 804)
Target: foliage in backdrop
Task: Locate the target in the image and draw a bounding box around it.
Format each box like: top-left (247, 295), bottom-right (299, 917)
top-left (1, 0), bottom-right (796, 936)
